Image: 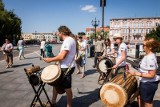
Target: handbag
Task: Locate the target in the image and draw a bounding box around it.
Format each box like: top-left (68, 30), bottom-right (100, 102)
top-left (75, 54), bottom-right (82, 65)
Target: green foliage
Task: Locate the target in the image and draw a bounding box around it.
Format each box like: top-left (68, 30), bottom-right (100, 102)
top-left (0, 0), bottom-right (22, 45)
top-left (146, 25), bottom-right (160, 41)
top-left (89, 31), bottom-right (109, 39)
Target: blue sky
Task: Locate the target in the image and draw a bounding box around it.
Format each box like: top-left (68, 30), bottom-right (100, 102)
top-left (3, 0), bottom-right (160, 34)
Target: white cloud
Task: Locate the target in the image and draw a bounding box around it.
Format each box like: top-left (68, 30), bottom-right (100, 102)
top-left (81, 5), bottom-right (97, 12)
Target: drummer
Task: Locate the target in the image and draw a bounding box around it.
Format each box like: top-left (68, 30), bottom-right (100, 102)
top-left (112, 33), bottom-right (128, 77)
top-left (101, 38), bottom-right (116, 59)
top-left (44, 26), bottom-right (76, 107)
top-left (127, 37), bottom-right (160, 107)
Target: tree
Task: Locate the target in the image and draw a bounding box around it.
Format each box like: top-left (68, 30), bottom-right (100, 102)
top-left (89, 31), bottom-right (109, 39)
top-left (0, 0), bottom-right (22, 45)
top-left (146, 25), bottom-right (160, 41)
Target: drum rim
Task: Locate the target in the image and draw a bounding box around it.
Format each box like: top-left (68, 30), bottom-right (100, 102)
top-left (100, 82), bottom-right (128, 106)
top-left (41, 65), bottom-right (61, 83)
top-left (97, 57), bottom-right (113, 73)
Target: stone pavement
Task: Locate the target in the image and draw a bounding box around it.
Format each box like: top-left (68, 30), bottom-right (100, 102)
top-left (0, 44), bottom-right (160, 107)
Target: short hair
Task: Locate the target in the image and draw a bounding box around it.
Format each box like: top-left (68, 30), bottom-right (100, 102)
top-left (58, 25), bottom-right (72, 36)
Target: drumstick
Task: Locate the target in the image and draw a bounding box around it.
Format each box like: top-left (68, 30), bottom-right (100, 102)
top-left (105, 67), bottom-right (113, 70)
top-left (34, 52), bottom-right (44, 60)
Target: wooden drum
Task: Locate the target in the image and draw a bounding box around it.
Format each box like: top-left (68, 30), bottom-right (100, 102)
top-left (41, 65), bottom-right (65, 94)
top-left (41, 65), bottom-right (61, 86)
top-left (100, 73), bottom-right (138, 107)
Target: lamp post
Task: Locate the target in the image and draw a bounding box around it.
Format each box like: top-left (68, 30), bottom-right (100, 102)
top-left (128, 27), bottom-right (130, 43)
top-left (100, 0), bottom-right (106, 38)
top-left (91, 18), bottom-right (100, 40)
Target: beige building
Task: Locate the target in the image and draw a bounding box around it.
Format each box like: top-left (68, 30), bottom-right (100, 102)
top-left (109, 17), bottom-right (160, 45)
top-left (22, 32), bottom-right (58, 43)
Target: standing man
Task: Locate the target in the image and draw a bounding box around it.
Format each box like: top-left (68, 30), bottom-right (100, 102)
top-left (40, 38), bottom-right (46, 59)
top-left (44, 26), bottom-right (76, 107)
top-left (1, 38), bottom-right (13, 68)
top-left (17, 37), bottom-right (25, 60)
top-left (93, 35), bottom-right (105, 68)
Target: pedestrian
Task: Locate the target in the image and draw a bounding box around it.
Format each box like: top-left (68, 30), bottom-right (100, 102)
top-left (44, 25), bottom-right (76, 107)
top-left (45, 41), bottom-right (54, 58)
top-left (93, 35), bottom-right (105, 68)
top-left (76, 35), bottom-right (87, 78)
top-left (1, 38), bottom-right (14, 68)
top-left (17, 37), bottom-right (25, 60)
top-left (127, 37), bottom-right (160, 107)
top-left (40, 38), bottom-right (46, 59)
top-left (112, 33), bottom-right (128, 77)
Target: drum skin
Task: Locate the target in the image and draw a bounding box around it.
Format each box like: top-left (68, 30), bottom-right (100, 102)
top-left (97, 57), bottom-right (113, 73)
top-left (41, 65), bottom-right (65, 94)
top-left (41, 65), bottom-right (61, 85)
top-left (100, 73), bottom-right (138, 107)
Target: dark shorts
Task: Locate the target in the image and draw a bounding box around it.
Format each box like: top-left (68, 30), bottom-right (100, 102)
top-left (140, 81), bottom-right (159, 102)
top-left (58, 67), bottom-right (75, 89)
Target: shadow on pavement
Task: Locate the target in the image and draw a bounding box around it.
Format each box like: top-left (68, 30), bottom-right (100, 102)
top-left (57, 88), bottom-right (100, 107)
top-left (12, 63), bottom-right (33, 68)
top-left (85, 69), bottom-right (97, 76)
top-left (125, 100), bottom-right (160, 107)
top-left (0, 70), bottom-right (14, 75)
top-left (24, 57), bottom-right (40, 59)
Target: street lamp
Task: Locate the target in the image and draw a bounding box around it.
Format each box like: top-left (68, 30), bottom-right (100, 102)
top-left (128, 27), bottom-right (130, 43)
top-left (91, 18), bottom-right (100, 40)
top-left (100, 0), bottom-right (106, 38)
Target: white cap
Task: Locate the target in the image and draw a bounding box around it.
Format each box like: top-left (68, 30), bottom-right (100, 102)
top-left (113, 33), bottom-right (123, 38)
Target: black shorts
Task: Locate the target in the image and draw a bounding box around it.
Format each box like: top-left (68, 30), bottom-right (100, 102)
top-left (140, 81), bottom-right (159, 102)
top-left (58, 67), bottom-right (75, 89)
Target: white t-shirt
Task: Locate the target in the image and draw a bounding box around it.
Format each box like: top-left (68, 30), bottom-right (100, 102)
top-left (139, 53), bottom-right (159, 82)
top-left (116, 42), bottom-right (127, 67)
top-left (78, 40), bottom-right (87, 55)
top-left (40, 41), bottom-right (45, 50)
top-left (60, 37), bottom-right (76, 68)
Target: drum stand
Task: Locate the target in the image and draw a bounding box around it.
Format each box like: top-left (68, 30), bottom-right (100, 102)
top-left (98, 70), bottom-right (112, 85)
top-left (24, 65), bottom-right (53, 107)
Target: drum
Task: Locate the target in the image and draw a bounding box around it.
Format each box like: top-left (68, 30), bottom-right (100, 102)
top-left (100, 73), bottom-right (138, 107)
top-left (41, 65), bottom-right (65, 94)
top-left (29, 73), bottom-right (41, 86)
top-left (97, 57), bottom-right (113, 73)
top-left (25, 65), bottom-right (40, 74)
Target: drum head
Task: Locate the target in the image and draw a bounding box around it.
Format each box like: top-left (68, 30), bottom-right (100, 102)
top-left (100, 82), bottom-right (127, 107)
top-left (97, 58), bottom-right (113, 73)
top-left (41, 65), bottom-right (61, 83)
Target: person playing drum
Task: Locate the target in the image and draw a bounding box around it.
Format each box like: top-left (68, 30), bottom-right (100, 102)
top-left (44, 26), bottom-right (76, 107)
top-left (112, 33), bottom-right (128, 77)
top-left (127, 37), bottom-right (160, 107)
top-left (101, 38), bottom-right (116, 60)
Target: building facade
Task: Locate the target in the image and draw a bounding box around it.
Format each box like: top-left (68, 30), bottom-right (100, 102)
top-left (109, 17), bottom-right (160, 45)
top-left (22, 32), bottom-right (59, 43)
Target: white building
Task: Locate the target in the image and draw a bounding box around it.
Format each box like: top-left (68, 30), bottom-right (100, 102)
top-left (22, 32), bottom-right (59, 43)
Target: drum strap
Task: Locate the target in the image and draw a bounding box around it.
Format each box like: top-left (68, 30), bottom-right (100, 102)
top-left (64, 56), bottom-right (75, 76)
